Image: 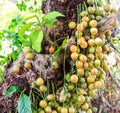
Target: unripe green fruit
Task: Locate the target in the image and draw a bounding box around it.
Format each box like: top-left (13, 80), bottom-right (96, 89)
top-left (52, 61), bottom-right (59, 69)
top-left (80, 11), bottom-right (88, 17)
top-left (40, 85), bottom-right (47, 92)
top-left (94, 9), bottom-right (101, 16)
top-left (97, 1), bottom-right (102, 7)
top-left (23, 46), bottom-right (31, 55)
top-left (94, 59), bottom-right (100, 67)
top-left (87, 108), bottom-right (93, 113)
top-left (78, 95), bottom-right (85, 104)
top-left (88, 7), bottom-right (95, 14)
top-left (38, 110), bottom-right (45, 113)
top-left (47, 94), bottom-right (55, 101)
top-left (13, 65), bottom-right (20, 73)
top-left (96, 16), bottom-right (102, 21)
top-left (68, 84), bottom-right (75, 91)
top-left (24, 62), bottom-right (31, 69)
top-left (87, 0), bottom-right (94, 5)
top-left (25, 53), bottom-right (34, 60)
top-left (68, 22), bottom-right (76, 29)
top-left (81, 103), bottom-right (89, 111)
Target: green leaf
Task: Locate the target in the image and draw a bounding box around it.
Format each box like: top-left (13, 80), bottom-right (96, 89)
top-left (18, 94), bottom-right (32, 113)
top-left (0, 55), bottom-right (5, 59)
top-left (65, 73), bottom-right (70, 82)
top-left (22, 14), bottom-right (37, 22)
top-left (30, 30), bottom-right (43, 53)
top-left (54, 39), bottom-right (67, 57)
top-left (18, 22), bottom-right (35, 38)
top-left (6, 86), bottom-right (21, 98)
top-left (43, 11), bottom-right (64, 28)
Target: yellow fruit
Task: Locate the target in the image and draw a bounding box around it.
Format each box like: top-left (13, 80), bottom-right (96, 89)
top-left (52, 110), bottom-right (57, 113)
top-left (89, 20), bottom-right (97, 27)
top-left (81, 103), bottom-right (89, 111)
top-left (36, 77), bottom-right (44, 86)
top-left (87, 0), bottom-right (94, 5)
top-left (88, 46), bottom-right (95, 53)
top-left (88, 7), bottom-right (95, 14)
top-left (59, 95), bottom-right (66, 103)
top-left (13, 65), bottom-right (20, 73)
top-left (61, 107), bottom-right (68, 113)
top-left (95, 38), bottom-right (103, 46)
top-left (24, 62), bottom-right (31, 69)
top-left (91, 68), bottom-right (98, 75)
top-left (39, 100), bottom-right (47, 108)
top-left (87, 76), bottom-right (95, 83)
top-left (88, 90), bottom-right (96, 97)
top-left (80, 11), bottom-right (88, 16)
top-left (77, 61), bottom-right (83, 68)
top-left (70, 45), bottom-right (77, 53)
top-left (96, 53), bottom-right (104, 60)
top-left (95, 46), bottom-right (102, 54)
top-left (47, 94), bottom-right (55, 101)
top-left (68, 21), bottom-right (76, 29)
top-left (102, 60), bottom-right (109, 72)
top-left (71, 53), bottom-right (78, 60)
top-left (75, 31), bottom-right (83, 37)
top-left (113, 21), bottom-right (119, 28)
top-left (104, 5), bottom-right (111, 12)
top-left (94, 59), bottom-right (100, 67)
top-left (79, 54), bottom-right (87, 62)
top-left (77, 38), bottom-right (85, 45)
top-left (88, 54), bottom-right (95, 61)
top-left (88, 83), bottom-right (94, 90)
top-left (82, 21), bottom-right (88, 28)
top-left (80, 40), bottom-right (88, 49)
top-left (25, 53), bottom-right (34, 60)
top-left (23, 46), bottom-right (31, 55)
top-left (40, 85), bottom-right (47, 92)
top-left (70, 74), bottom-right (78, 84)
top-left (88, 39), bottom-right (95, 46)
top-left (84, 62), bottom-right (89, 70)
top-left (49, 46), bottom-right (55, 54)
top-left (78, 95), bottom-right (85, 104)
top-left (45, 106), bottom-right (52, 113)
top-left (78, 68), bottom-right (84, 76)
top-left (82, 16), bottom-right (89, 22)
top-left (77, 24), bottom-right (84, 32)
top-left (94, 81), bottom-right (102, 89)
top-left (69, 107), bottom-right (75, 113)
top-left (87, 109), bottom-right (93, 113)
top-left (90, 28), bottom-right (98, 35)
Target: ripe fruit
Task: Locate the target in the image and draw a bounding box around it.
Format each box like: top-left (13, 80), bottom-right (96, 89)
top-left (39, 100), bottom-right (47, 108)
top-left (90, 28), bottom-right (98, 35)
top-left (79, 54), bottom-right (87, 62)
top-left (13, 65), bottom-right (20, 73)
top-left (45, 106), bottom-right (52, 113)
top-left (88, 83), bottom-right (94, 90)
top-left (88, 90), bottom-right (96, 97)
top-left (91, 68), bottom-right (98, 75)
top-left (94, 59), bottom-right (100, 67)
top-left (96, 46), bottom-right (102, 54)
top-left (77, 24), bottom-right (84, 32)
top-left (102, 60), bottom-right (109, 72)
top-left (40, 85), bottom-right (47, 92)
top-left (23, 46), bottom-right (31, 55)
top-left (68, 22), bottom-right (76, 29)
top-left (84, 62), bottom-right (89, 70)
top-left (80, 11), bottom-right (88, 16)
top-left (49, 46), bottom-right (55, 54)
top-left (70, 45), bottom-right (77, 53)
top-left (25, 53), bottom-right (34, 60)
top-left (88, 39), bottom-right (95, 46)
top-left (75, 31), bottom-right (83, 37)
top-left (78, 68), bottom-right (84, 76)
top-left (88, 7), bottom-right (95, 14)
top-left (69, 107), bottom-right (75, 113)
top-left (88, 46), bottom-right (95, 53)
top-left (47, 94), bottom-right (55, 101)
top-left (82, 21), bottom-right (88, 28)
top-left (52, 110), bottom-right (57, 113)
top-left (61, 107), bottom-right (68, 113)
top-left (87, 109), bottom-right (93, 113)
top-left (71, 53), bottom-right (78, 60)
top-left (104, 5), bottom-right (111, 12)
top-left (77, 38), bottom-right (85, 45)
top-left (76, 61), bottom-right (83, 68)
top-left (88, 54), bottom-right (95, 61)
top-left (36, 77), bottom-right (44, 86)
top-left (82, 16), bottom-right (89, 22)
top-left (70, 74), bottom-right (78, 84)
top-left (87, 76), bottom-right (95, 83)
top-left (38, 110), bottom-right (45, 113)
top-left (81, 103), bottom-right (89, 111)
top-left (24, 62), bottom-right (31, 69)
top-left (94, 81), bottom-right (102, 89)
top-left (89, 20), bottom-right (97, 27)
top-left (78, 95), bottom-right (85, 104)
top-left (80, 40), bottom-right (88, 49)
top-left (95, 38), bottom-right (103, 46)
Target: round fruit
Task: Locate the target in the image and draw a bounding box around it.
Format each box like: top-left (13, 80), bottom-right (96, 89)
top-left (38, 110), bottom-right (45, 113)
top-left (39, 100), bottom-right (47, 108)
top-left (90, 28), bottom-right (98, 35)
top-left (59, 95), bottom-right (66, 103)
top-left (78, 68), bottom-right (84, 76)
top-left (111, 8), bottom-right (117, 13)
top-left (88, 7), bottom-right (95, 14)
top-left (92, 107), bottom-right (98, 112)
top-left (78, 95), bottom-right (85, 104)
top-left (80, 40), bottom-right (88, 49)
top-left (71, 53), bottom-right (78, 60)
top-left (78, 88), bottom-right (85, 95)
top-left (57, 106), bottom-right (62, 113)
top-left (68, 21), bottom-right (76, 29)
top-left (80, 11), bottom-right (88, 16)
top-left (87, 108), bottom-right (93, 113)
top-left (88, 46), bottom-right (95, 54)
top-left (94, 59), bottom-right (100, 67)
top-left (13, 65), bottom-right (20, 73)
top-left (97, 1), bottom-right (102, 7)
top-left (61, 107), bottom-right (68, 113)
top-left (96, 16), bottom-right (102, 21)
top-left (85, 36), bottom-right (90, 41)
top-left (79, 54), bottom-right (87, 62)
top-left (45, 106), bottom-right (52, 113)
top-left (24, 62), bottom-right (31, 69)
top-left (81, 103), bottom-right (89, 111)
top-left (70, 45), bottom-right (77, 53)
top-left (96, 53), bottom-right (104, 60)
top-left (84, 62), bottom-right (89, 70)
top-left (90, 15), bottom-right (95, 19)
top-left (80, 77), bottom-right (86, 83)
top-left (36, 77), bottom-right (44, 86)
top-left (87, 0), bottom-right (94, 5)
top-left (77, 24), bottom-right (84, 32)
top-left (88, 83), bottom-right (94, 90)
top-left (52, 61), bottom-right (59, 69)
top-left (76, 61), bottom-right (83, 68)
top-left (82, 21), bottom-right (88, 28)
top-left (102, 60), bottom-right (109, 72)
top-left (82, 16), bottom-right (89, 22)
top-left (75, 31), bottom-right (83, 37)
top-left (104, 5), bottom-right (111, 12)
top-left (49, 46), bottom-right (55, 54)
top-left (40, 85), bottom-right (47, 92)
top-left (88, 90), bottom-right (96, 97)
top-left (94, 81), bottom-right (102, 89)
top-left (47, 94), bottom-right (55, 101)
top-left (88, 54), bottom-right (95, 61)
top-left (96, 46), bottom-right (102, 54)
top-left (70, 74), bottom-right (78, 84)
top-left (52, 110), bottom-right (57, 113)
top-left (91, 68), bottom-right (98, 75)
top-left (68, 84), bottom-right (75, 91)
top-left (69, 107), bottom-right (75, 113)
top-left (95, 38), bottom-right (103, 46)
top-left (88, 39), bottom-right (95, 46)
top-left (87, 76), bottom-right (95, 83)
top-left (113, 20), bottom-right (119, 28)
top-left (25, 53), bottom-right (34, 60)
top-left (89, 20), bottom-right (97, 27)
top-left (94, 9), bottom-right (101, 16)
top-left (23, 46), bottom-right (31, 55)
top-left (65, 92), bottom-right (71, 99)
